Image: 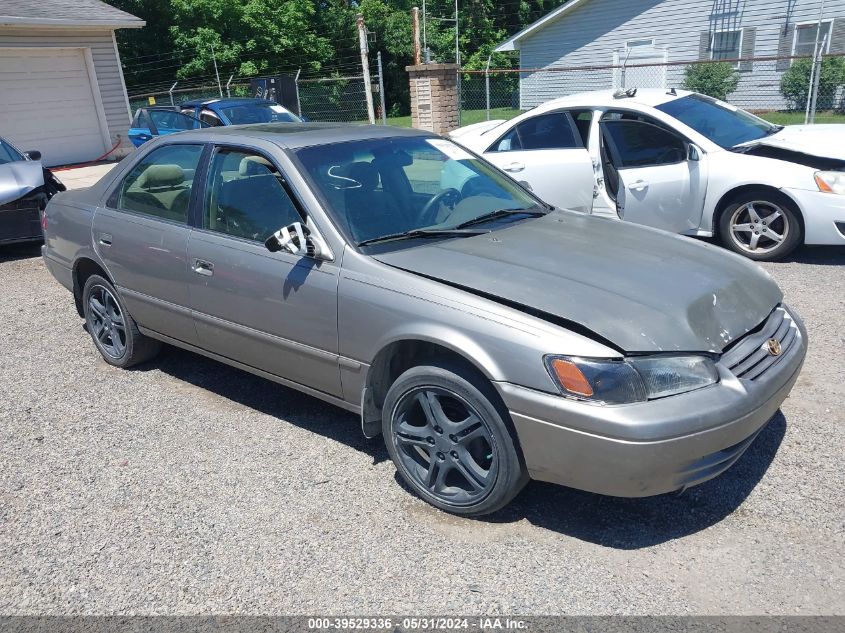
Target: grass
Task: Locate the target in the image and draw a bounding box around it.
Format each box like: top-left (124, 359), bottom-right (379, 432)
top-left (384, 107), bottom-right (845, 129)
top-left (754, 110), bottom-right (845, 125)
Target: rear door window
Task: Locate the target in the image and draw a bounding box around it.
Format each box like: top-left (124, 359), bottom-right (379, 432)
top-left (490, 112), bottom-right (581, 152)
top-left (116, 144), bottom-right (204, 222)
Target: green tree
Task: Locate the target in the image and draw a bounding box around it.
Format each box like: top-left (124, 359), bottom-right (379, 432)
top-left (682, 62), bottom-right (740, 101)
top-left (780, 57), bottom-right (845, 111)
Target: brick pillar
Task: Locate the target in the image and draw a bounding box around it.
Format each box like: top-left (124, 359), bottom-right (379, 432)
top-left (406, 63), bottom-right (459, 134)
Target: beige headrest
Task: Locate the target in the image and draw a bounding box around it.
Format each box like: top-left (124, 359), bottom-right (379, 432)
top-left (239, 155), bottom-right (274, 176)
top-left (140, 164), bottom-right (184, 188)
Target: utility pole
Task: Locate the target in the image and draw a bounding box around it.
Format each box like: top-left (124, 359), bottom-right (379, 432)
top-left (377, 51), bottom-right (387, 124)
top-left (422, 0), bottom-right (427, 62)
top-left (357, 14), bottom-right (376, 124)
top-left (412, 7), bottom-right (422, 65)
top-left (455, 0), bottom-right (461, 125)
top-left (211, 44), bottom-right (223, 97)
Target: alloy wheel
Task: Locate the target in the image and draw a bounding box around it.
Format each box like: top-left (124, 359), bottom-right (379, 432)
top-left (729, 200), bottom-right (789, 255)
top-left (390, 387), bottom-right (497, 506)
top-left (87, 285), bottom-right (127, 359)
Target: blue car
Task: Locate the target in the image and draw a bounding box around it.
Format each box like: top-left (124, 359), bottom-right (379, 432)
top-left (128, 98), bottom-right (303, 147)
top-left (128, 107), bottom-right (208, 147)
top-left (178, 97), bottom-right (302, 127)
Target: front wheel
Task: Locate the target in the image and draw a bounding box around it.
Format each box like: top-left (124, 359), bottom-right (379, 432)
top-left (382, 360), bottom-right (527, 516)
top-left (719, 190), bottom-right (802, 261)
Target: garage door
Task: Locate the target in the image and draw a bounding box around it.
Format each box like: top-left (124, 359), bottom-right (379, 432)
top-left (0, 48), bottom-right (108, 167)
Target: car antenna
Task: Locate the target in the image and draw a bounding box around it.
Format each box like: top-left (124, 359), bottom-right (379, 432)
top-left (667, 87), bottom-right (677, 96)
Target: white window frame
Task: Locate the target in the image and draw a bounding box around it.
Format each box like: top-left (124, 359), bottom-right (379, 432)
top-left (710, 28), bottom-right (743, 67)
top-left (792, 19), bottom-right (834, 58)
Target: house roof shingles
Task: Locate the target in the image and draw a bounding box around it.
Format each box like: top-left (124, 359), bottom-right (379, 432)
top-left (0, 0), bottom-right (144, 28)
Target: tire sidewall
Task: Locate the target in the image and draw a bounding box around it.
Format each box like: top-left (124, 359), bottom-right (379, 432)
top-left (382, 362), bottom-right (526, 516)
top-left (719, 191), bottom-right (802, 262)
top-left (82, 274), bottom-right (136, 368)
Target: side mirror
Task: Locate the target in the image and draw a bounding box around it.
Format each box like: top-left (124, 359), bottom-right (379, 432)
top-left (25, 150), bottom-right (42, 161)
top-left (265, 221), bottom-right (329, 260)
top-left (687, 144), bottom-right (701, 162)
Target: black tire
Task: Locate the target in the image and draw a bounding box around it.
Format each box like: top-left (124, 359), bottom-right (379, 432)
top-left (718, 189), bottom-right (802, 262)
top-left (82, 274), bottom-right (161, 368)
top-left (382, 360), bottom-right (528, 516)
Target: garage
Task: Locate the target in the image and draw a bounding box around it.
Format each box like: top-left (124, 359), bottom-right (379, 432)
top-left (0, 48), bottom-right (109, 166)
top-left (0, 0), bottom-right (145, 167)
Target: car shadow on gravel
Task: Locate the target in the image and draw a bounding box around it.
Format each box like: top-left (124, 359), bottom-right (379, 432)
top-left (151, 345), bottom-right (390, 464)
top-left (0, 242), bottom-right (42, 262)
top-left (776, 246), bottom-right (845, 266)
top-left (483, 411), bottom-right (787, 548)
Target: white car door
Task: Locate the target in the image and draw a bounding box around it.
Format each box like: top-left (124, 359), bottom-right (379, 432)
top-left (481, 111), bottom-right (595, 213)
top-left (599, 117), bottom-right (706, 234)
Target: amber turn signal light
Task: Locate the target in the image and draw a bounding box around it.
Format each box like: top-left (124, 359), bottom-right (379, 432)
top-left (549, 358), bottom-right (594, 397)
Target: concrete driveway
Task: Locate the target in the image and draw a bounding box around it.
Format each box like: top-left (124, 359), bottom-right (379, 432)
top-left (55, 163), bottom-right (117, 191)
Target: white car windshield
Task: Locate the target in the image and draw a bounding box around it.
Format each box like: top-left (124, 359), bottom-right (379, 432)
top-left (0, 139), bottom-right (23, 165)
top-left (296, 136), bottom-right (544, 246)
top-left (656, 94), bottom-right (779, 149)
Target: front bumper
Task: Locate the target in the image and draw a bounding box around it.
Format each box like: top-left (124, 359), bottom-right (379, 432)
top-left (496, 307), bottom-right (807, 497)
top-left (785, 187), bottom-right (845, 245)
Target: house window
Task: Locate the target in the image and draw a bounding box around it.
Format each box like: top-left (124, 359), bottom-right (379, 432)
top-left (626, 38), bottom-right (655, 49)
top-left (793, 21), bottom-right (833, 58)
top-left (711, 30), bottom-right (742, 63)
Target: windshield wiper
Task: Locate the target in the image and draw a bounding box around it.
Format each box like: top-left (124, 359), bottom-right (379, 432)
top-left (764, 124), bottom-right (785, 136)
top-left (357, 228), bottom-right (488, 247)
top-left (453, 207), bottom-right (548, 230)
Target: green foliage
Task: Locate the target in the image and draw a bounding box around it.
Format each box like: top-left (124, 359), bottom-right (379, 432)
top-left (780, 57), bottom-right (845, 111)
top-left (107, 0), bottom-right (571, 115)
top-left (682, 62), bottom-right (740, 100)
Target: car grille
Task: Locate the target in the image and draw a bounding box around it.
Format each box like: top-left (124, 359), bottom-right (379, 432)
top-left (721, 306), bottom-right (798, 381)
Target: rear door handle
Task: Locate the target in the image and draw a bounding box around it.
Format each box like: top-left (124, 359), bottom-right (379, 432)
top-left (99, 233), bottom-right (112, 246)
top-left (192, 259), bottom-right (214, 276)
top-left (628, 179), bottom-right (648, 192)
top-left (504, 161), bottom-right (525, 173)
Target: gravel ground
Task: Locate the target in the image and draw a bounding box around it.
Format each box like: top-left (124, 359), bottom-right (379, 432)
top-left (0, 242), bottom-right (843, 615)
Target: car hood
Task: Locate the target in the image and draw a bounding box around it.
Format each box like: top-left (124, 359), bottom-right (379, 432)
top-left (448, 120), bottom-right (506, 150)
top-left (0, 160), bottom-right (45, 206)
top-left (373, 212), bottom-right (782, 353)
top-left (741, 124), bottom-right (845, 161)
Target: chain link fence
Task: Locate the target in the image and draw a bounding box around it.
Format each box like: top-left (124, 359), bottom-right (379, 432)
top-left (127, 64), bottom-right (386, 124)
top-left (460, 54), bottom-right (845, 126)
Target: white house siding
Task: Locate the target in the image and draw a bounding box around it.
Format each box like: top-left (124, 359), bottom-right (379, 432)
top-left (516, 0), bottom-right (845, 110)
top-left (0, 28), bottom-right (133, 160)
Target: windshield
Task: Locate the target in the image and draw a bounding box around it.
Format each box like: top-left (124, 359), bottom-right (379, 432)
top-left (295, 136), bottom-right (543, 246)
top-left (0, 138), bottom-right (24, 165)
top-left (656, 94), bottom-right (777, 148)
top-left (220, 103), bottom-right (300, 124)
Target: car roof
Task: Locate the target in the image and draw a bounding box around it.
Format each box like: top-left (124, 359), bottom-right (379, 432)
top-left (531, 88), bottom-right (694, 114)
top-left (169, 122), bottom-right (434, 150)
top-left (180, 97), bottom-right (280, 108)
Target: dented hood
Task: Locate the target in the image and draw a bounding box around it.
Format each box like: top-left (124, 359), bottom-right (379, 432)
top-left (0, 161), bottom-right (45, 206)
top-left (373, 212), bottom-right (782, 353)
top-left (741, 124), bottom-right (845, 161)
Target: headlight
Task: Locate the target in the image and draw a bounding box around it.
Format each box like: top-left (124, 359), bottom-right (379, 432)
top-left (814, 171), bottom-right (845, 195)
top-left (544, 355), bottom-right (719, 404)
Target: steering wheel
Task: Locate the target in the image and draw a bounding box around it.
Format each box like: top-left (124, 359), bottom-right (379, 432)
top-left (420, 188), bottom-right (462, 225)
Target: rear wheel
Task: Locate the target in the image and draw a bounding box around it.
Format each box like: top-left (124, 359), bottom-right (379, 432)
top-left (82, 274), bottom-right (161, 368)
top-left (719, 190), bottom-right (802, 261)
top-left (382, 360), bottom-right (527, 516)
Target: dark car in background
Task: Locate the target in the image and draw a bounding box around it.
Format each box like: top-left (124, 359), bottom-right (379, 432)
top-left (128, 107), bottom-right (209, 147)
top-left (179, 97), bottom-right (301, 127)
top-left (0, 136), bottom-right (65, 245)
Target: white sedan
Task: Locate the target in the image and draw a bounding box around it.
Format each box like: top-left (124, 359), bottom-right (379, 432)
top-left (449, 89), bottom-right (845, 261)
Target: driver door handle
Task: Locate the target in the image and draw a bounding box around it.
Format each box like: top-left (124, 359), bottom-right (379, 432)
top-left (504, 161), bottom-right (525, 173)
top-left (192, 259), bottom-right (214, 276)
top-left (628, 179), bottom-right (649, 192)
